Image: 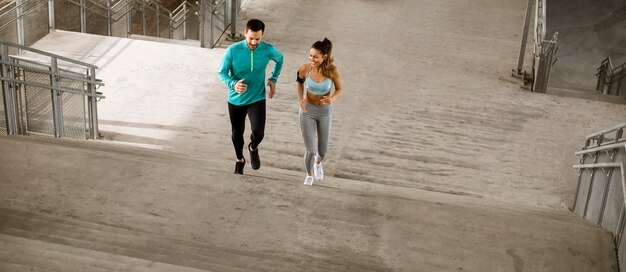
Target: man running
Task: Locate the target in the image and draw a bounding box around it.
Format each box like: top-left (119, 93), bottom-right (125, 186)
top-left (218, 19), bottom-right (284, 174)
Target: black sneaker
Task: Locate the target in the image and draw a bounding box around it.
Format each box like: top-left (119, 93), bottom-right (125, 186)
top-left (249, 143), bottom-right (260, 170)
top-left (234, 158), bottom-right (245, 174)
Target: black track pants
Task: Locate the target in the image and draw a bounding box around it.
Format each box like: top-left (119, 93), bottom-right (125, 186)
top-left (228, 100), bottom-right (266, 160)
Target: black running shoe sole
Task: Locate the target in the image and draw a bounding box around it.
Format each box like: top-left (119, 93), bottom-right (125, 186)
top-left (249, 145), bottom-right (260, 170)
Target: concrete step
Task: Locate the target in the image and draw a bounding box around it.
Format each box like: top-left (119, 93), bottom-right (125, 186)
top-left (548, 87), bottom-right (626, 105)
top-left (0, 233), bottom-right (208, 272)
top-left (128, 34), bottom-right (201, 47)
top-left (0, 135), bottom-right (618, 271)
top-left (0, 208), bottom-right (278, 271)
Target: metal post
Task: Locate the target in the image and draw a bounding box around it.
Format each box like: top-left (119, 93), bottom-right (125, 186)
top-left (48, 0), bottom-right (55, 32)
top-left (50, 58), bottom-right (64, 137)
top-left (126, 0), bottom-right (131, 37)
top-left (617, 206), bottom-right (626, 246)
top-left (573, 166), bottom-right (584, 212)
top-left (182, 4), bottom-right (187, 40)
top-left (222, 0), bottom-right (227, 36)
top-left (209, 0), bottom-right (215, 47)
top-left (142, 0), bottom-right (146, 36)
top-left (598, 150), bottom-right (620, 225)
top-left (156, 6), bottom-right (160, 38)
top-left (1, 44), bottom-right (18, 135)
top-left (15, 0), bottom-right (25, 45)
top-left (583, 152), bottom-right (600, 218)
top-left (199, 0), bottom-right (204, 47)
top-left (87, 67), bottom-right (99, 139)
top-left (169, 13), bottom-right (173, 39)
top-left (107, 1), bottom-right (112, 36)
top-left (597, 67), bottom-right (606, 93)
top-left (616, 73), bottom-right (624, 96)
top-left (516, 0), bottom-right (533, 75)
top-left (80, 0), bottom-right (86, 32)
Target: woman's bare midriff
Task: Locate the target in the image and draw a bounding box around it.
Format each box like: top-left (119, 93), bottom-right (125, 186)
top-left (305, 91), bottom-right (330, 106)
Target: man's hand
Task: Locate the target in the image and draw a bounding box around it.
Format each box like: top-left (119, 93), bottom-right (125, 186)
top-left (267, 81), bottom-right (276, 99)
top-left (235, 79), bottom-right (247, 94)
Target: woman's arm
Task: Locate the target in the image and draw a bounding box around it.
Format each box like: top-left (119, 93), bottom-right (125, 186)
top-left (297, 64), bottom-right (308, 111)
top-left (322, 67), bottom-right (342, 105)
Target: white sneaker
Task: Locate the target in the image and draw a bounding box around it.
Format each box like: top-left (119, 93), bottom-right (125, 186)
top-left (314, 163), bottom-right (324, 180)
top-left (303, 176), bottom-right (314, 186)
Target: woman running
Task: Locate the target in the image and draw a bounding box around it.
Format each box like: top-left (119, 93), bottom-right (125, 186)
top-left (296, 38), bottom-right (343, 185)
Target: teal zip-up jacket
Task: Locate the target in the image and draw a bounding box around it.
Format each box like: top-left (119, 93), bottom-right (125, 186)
top-left (218, 40), bottom-right (284, 106)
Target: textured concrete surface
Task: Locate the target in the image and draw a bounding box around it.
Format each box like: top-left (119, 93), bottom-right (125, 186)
top-left (1, 0), bottom-right (626, 271)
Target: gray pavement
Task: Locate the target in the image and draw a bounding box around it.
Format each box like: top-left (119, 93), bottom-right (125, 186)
top-left (1, 0), bottom-right (626, 271)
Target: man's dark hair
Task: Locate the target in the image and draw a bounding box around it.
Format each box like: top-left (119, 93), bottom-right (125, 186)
top-left (246, 19), bottom-right (265, 32)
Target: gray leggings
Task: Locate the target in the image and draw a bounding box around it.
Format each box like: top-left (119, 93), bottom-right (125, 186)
top-left (299, 102), bottom-right (333, 174)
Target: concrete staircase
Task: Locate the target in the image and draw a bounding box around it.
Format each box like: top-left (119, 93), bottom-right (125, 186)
top-left (2, 0), bottom-right (626, 270)
top-left (0, 135), bottom-right (618, 271)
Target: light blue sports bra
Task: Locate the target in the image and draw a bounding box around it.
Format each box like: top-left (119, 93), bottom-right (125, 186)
top-left (305, 66), bottom-right (332, 96)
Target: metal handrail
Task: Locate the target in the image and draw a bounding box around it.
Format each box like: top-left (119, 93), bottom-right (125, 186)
top-left (0, 40), bottom-right (104, 139)
top-left (0, 1), bottom-right (16, 13)
top-left (598, 58), bottom-right (614, 76)
top-left (586, 123), bottom-right (626, 140)
top-left (64, 0), bottom-right (111, 19)
top-left (62, 0), bottom-right (179, 38)
top-left (2, 57), bottom-right (104, 91)
top-left (0, 40), bottom-right (98, 68)
top-left (211, 0), bottom-right (226, 13)
top-left (584, 122), bottom-right (626, 149)
top-left (596, 57), bottom-right (626, 96)
top-left (110, 1), bottom-right (133, 21)
top-left (597, 58), bottom-right (614, 94)
top-left (172, 0), bottom-right (198, 14)
top-left (576, 143), bottom-right (626, 156)
top-left (110, 0), bottom-right (129, 13)
top-left (0, 77), bottom-right (104, 98)
top-left (171, 9), bottom-right (197, 29)
top-left (0, 0), bottom-right (48, 31)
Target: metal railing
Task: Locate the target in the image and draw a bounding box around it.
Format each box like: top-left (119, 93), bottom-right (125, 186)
top-left (514, 0), bottom-right (559, 93)
top-left (200, 0), bottom-right (236, 48)
top-left (0, 0), bottom-right (53, 46)
top-left (59, 0), bottom-right (200, 40)
top-left (0, 40), bottom-right (104, 139)
top-left (60, 0), bottom-right (246, 47)
top-left (573, 122), bottom-right (626, 272)
top-left (171, 0), bottom-right (199, 40)
top-left (532, 32), bottom-right (558, 93)
top-left (1, 0), bottom-right (245, 48)
top-left (584, 122), bottom-right (626, 149)
top-left (597, 57), bottom-right (626, 98)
